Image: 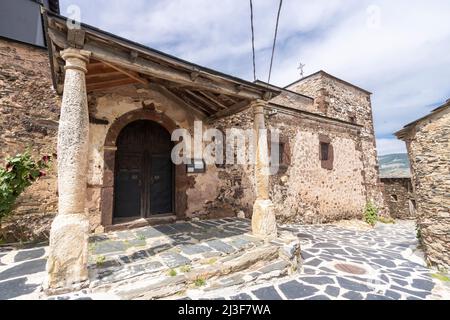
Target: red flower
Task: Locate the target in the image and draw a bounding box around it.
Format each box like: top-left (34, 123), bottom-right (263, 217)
top-left (42, 155), bottom-right (51, 163)
top-left (38, 171), bottom-right (46, 178)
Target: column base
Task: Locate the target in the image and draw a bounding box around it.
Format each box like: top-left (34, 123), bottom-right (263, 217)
top-left (252, 199), bottom-right (278, 239)
top-left (45, 213), bottom-right (90, 293)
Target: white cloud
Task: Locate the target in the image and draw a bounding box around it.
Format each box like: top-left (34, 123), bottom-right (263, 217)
top-left (60, 0), bottom-right (450, 150)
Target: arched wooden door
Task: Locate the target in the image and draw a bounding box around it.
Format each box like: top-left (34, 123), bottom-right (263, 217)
top-left (113, 120), bottom-right (174, 221)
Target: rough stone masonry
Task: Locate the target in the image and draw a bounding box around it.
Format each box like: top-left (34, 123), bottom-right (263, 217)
top-left (0, 39), bottom-right (386, 241)
top-left (396, 100), bottom-right (450, 270)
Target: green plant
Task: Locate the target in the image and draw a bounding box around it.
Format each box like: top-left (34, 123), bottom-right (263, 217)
top-left (179, 265), bottom-right (192, 273)
top-left (168, 269), bottom-right (177, 277)
top-left (136, 234), bottom-right (146, 241)
top-left (96, 255), bottom-right (106, 266)
top-left (0, 151), bottom-right (52, 226)
top-left (364, 201), bottom-right (378, 226)
top-left (194, 277), bottom-right (206, 287)
top-left (416, 225), bottom-right (422, 241)
top-left (431, 273), bottom-right (450, 282)
top-left (378, 216), bottom-right (395, 224)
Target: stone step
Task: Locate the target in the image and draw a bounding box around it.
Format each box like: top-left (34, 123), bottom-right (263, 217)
top-left (94, 242), bottom-right (299, 300)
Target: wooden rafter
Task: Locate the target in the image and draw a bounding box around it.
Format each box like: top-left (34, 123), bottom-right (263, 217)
top-left (207, 100), bottom-right (250, 122)
top-left (184, 90), bottom-right (221, 112)
top-left (197, 91), bottom-right (229, 110)
top-left (101, 61), bottom-right (148, 85)
top-left (86, 78), bottom-right (138, 91)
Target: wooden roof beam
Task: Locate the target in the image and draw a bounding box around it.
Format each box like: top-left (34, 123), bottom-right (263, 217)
top-left (184, 90), bottom-right (221, 112)
top-left (198, 91), bottom-right (229, 110)
top-left (207, 100), bottom-right (250, 123)
top-left (47, 28), bottom-right (266, 100)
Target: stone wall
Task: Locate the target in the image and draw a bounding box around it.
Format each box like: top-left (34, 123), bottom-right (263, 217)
top-left (381, 178), bottom-right (416, 220)
top-left (0, 39), bottom-right (60, 242)
top-left (1, 41), bottom-right (387, 240)
top-left (402, 105), bottom-right (450, 269)
top-left (286, 72), bottom-right (386, 214)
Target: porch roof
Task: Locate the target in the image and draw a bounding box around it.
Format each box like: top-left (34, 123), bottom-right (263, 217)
top-left (42, 10), bottom-right (280, 120)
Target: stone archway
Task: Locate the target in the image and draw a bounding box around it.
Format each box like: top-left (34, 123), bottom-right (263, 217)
top-left (101, 109), bottom-right (187, 229)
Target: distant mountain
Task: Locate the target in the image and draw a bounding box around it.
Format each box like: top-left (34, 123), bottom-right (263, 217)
top-left (378, 153), bottom-right (411, 178)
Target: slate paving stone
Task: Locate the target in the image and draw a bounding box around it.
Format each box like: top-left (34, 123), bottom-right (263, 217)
top-left (390, 285), bottom-right (430, 299)
top-left (312, 242), bottom-right (340, 249)
top-left (93, 241), bottom-right (127, 255)
top-left (411, 279), bottom-right (434, 291)
top-left (342, 291), bottom-right (364, 300)
top-left (259, 261), bottom-right (289, 274)
top-left (171, 223), bottom-right (201, 233)
top-left (130, 250), bottom-right (149, 262)
top-left (323, 249), bottom-right (348, 256)
top-left (205, 240), bottom-right (235, 254)
top-left (371, 258), bottom-right (396, 268)
top-left (336, 277), bottom-right (373, 292)
top-left (325, 286), bottom-right (340, 297)
top-left (305, 258), bottom-right (322, 267)
top-left (154, 225), bottom-right (179, 235)
top-left (126, 239), bottom-right (147, 248)
top-left (252, 286), bottom-right (283, 300)
top-left (366, 293), bottom-right (391, 300)
top-left (390, 269), bottom-right (411, 278)
top-left (180, 244), bottom-right (211, 255)
top-left (0, 259), bottom-right (46, 281)
top-left (385, 290), bottom-right (402, 300)
top-left (146, 243), bottom-right (172, 256)
top-left (229, 238), bottom-right (251, 250)
top-left (159, 252), bottom-right (191, 268)
top-left (305, 295), bottom-right (330, 300)
top-left (116, 231), bottom-right (135, 240)
top-left (220, 275), bottom-right (245, 287)
top-left (135, 228), bottom-right (164, 239)
top-left (13, 248), bottom-right (45, 263)
top-left (301, 251), bottom-right (313, 260)
top-left (391, 277), bottom-right (408, 286)
top-left (230, 293), bottom-right (253, 300)
top-left (299, 276), bottom-right (335, 285)
top-left (0, 277), bottom-right (39, 300)
top-left (278, 280), bottom-right (318, 299)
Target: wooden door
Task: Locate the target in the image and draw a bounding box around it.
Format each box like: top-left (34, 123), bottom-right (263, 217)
top-left (113, 120), bottom-right (173, 220)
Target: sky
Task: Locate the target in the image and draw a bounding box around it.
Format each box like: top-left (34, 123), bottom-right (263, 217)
top-left (60, 0), bottom-right (450, 155)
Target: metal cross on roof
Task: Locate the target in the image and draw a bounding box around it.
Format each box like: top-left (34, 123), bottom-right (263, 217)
top-left (297, 62), bottom-right (305, 78)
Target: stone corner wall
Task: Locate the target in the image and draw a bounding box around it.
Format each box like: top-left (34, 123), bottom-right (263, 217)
top-left (0, 38), bottom-right (60, 242)
top-left (380, 177), bottom-right (416, 219)
top-left (287, 72), bottom-right (387, 215)
top-left (403, 107), bottom-right (450, 269)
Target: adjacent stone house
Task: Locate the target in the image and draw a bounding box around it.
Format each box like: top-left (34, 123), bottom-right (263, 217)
top-left (380, 177), bottom-right (416, 220)
top-left (1, 5), bottom-right (386, 290)
top-left (396, 99), bottom-right (450, 269)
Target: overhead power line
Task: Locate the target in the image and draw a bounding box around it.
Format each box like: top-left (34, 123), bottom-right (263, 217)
top-left (267, 0), bottom-right (283, 85)
top-left (249, 0), bottom-right (257, 81)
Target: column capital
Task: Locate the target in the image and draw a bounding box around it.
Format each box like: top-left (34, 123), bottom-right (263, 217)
top-left (61, 48), bottom-right (91, 73)
top-left (250, 99), bottom-right (268, 115)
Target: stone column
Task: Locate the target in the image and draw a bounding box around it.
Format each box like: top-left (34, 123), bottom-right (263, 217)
top-left (251, 100), bottom-right (277, 238)
top-left (46, 48), bottom-right (91, 292)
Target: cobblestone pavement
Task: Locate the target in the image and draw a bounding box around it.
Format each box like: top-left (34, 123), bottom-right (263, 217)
top-left (0, 220), bottom-right (449, 300)
top-left (189, 221), bottom-right (450, 300)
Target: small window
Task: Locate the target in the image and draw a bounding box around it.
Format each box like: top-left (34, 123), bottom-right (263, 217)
top-left (319, 136), bottom-right (333, 170)
top-left (279, 142), bottom-right (285, 164)
top-left (320, 142), bottom-right (330, 161)
top-left (391, 194), bottom-right (398, 202)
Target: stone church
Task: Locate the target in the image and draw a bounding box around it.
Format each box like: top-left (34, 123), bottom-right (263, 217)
top-left (1, 2), bottom-right (385, 289)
